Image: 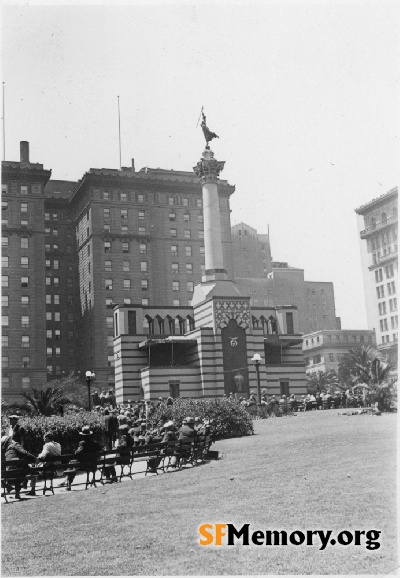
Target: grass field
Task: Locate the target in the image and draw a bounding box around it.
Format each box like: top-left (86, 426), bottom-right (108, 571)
top-left (2, 410), bottom-right (397, 575)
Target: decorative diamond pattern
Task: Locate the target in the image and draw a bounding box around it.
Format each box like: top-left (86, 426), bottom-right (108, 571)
top-left (214, 299), bottom-right (250, 330)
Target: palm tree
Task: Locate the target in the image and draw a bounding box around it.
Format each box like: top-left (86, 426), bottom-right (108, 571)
top-left (339, 346), bottom-right (395, 410)
top-left (19, 373), bottom-right (88, 416)
top-left (306, 370), bottom-right (341, 395)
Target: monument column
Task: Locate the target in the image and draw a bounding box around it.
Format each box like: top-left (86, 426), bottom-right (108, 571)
top-left (193, 148), bottom-right (228, 282)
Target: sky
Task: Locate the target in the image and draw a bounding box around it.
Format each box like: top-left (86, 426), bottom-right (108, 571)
top-left (2, 1), bottom-right (398, 330)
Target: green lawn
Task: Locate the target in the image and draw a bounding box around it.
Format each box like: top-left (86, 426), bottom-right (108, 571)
top-left (2, 410), bottom-right (397, 575)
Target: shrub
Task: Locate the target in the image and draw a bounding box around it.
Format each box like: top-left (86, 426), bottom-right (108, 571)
top-left (1, 411), bottom-right (106, 455)
top-left (149, 398), bottom-right (253, 440)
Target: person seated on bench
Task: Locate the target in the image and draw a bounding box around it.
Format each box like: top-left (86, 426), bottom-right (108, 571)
top-left (1, 435), bottom-right (38, 499)
top-left (244, 391), bottom-right (257, 407)
top-left (60, 426), bottom-right (102, 490)
top-left (28, 431), bottom-right (61, 496)
top-left (178, 417), bottom-right (197, 441)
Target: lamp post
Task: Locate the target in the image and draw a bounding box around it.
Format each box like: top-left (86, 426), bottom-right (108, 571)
top-left (85, 371), bottom-right (95, 411)
top-left (251, 353), bottom-right (262, 405)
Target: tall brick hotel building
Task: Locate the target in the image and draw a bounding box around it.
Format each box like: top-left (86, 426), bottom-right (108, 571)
top-left (2, 142), bottom-right (236, 401)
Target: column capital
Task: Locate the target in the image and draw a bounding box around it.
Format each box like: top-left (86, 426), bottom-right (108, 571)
top-left (193, 149), bottom-right (225, 185)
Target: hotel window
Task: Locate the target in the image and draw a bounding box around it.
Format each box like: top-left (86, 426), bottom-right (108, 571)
top-left (45, 212), bottom-right (50, 221)
top-left (53, 229), bottom-right (58, 237)
top-left (171, 245), bottom-right (178, 256)
top-left (138, 227), bottom-right (146, 235)
top-left (123, 298), bottom-right (131, 305)
top-left (187, 281), bottom-right (194, 292)
top-left (170, 229), bottom-right (177, 237)
top-left (2, 256), bottom-right (8, 268)
top-left (105, 279), bottom-right (113, 291)
top-left (139, 243), bottom-right (147, 254)
top-left (391, 315), bottom-right (398, 330)
top-left (385, 264), bottom-right (394, 278)
top-left (21, 276), bottom-right (29, 287)
top-left (54, 278), bottom-right (60, 287)
top-left (46, 259), bottom-right (51, 269)
top-left (387, 281), bottom-right (396, 295)
top-left (198, 214), bottom-right (204, 224)
top-left (46, 312), bottom-right (52, 321)
top-left (169, 197), bottom-right (175, 206)
top-left (389, 298), bottom-right (397, 312)
top-left (21, 186), bottom-right (28, 195)
top-left (2, 357), bottom-right (9, 368)
top-left (182, 198), bottom-right (189, 206)
top-left (120, 193), bottom-right (127, 202)
top-left (105, 260), bottom-right (112, 272)
top-left (2, 295), bottom-right (8, 306)
top-left (121, 209), bottom-right (128, 220)
top-left (107, 335), bottom-right (113, 346)
top-left (184, 230), bottom-right (191, 239)
top-left (104, 224), bottom-right (111, 232)
top-left (121, 225), bottom-right (128, 233)
top-left (142, 298), bottom-right (149, 306)
top-left (22, 356), bottom-right (30, 368)
top-left (376, 286), bottom-right (385, 299)
top-left (21, 376), bottom-right (30, 389)
top-left (141, 279), bottom-right (148, 290)
top-left (104, 242), bottom-right (111, 253)
top-left (45, 243), bottom-right (51, 252)
top-left (2, 275), bottom-right (8, 287)
top-left (21, 217), bottom-right (28, 226)
top-left (106, 298), bottom-right (113, 307)
top-left (185, 246), bottom-right (192, 257)
top-left (172, 263), bottom-right (179, 274)
top-left (104, 208), bottom-right (110, 219)
top-left (46, 277), bottom-right (51, 286)
top-left (123, 260), bottom-right (130, 272)
top-left (169, 212), bottom-right (176, 221)
top-left (22, 336), bottom-right (30, 348)
top-left (21, 315), bottom-right (29, 327)
top-left (2, 315), bottom-right (9, 326)
top-left (378, 302), bottom-right (387, 315)
top-left (54, 295), bottom-right (60, 305)
top-left (21, 296), bottom-right (29, 306)
top-left (173, 299), bottom-right (180, 306)
top-left (53, 259), bottom-right (59, 270)
top-left (46, 330), bottom-right (52, 339)
top-left (375, 269), bottom-right (383, 283)
top-left (379, 319), bottom-right (388, 332)
top-left (138, 194), bottom-right (144, 203)
top-left (45, 227), bottom-right (50, 235)
top-left (138, 210), bottom-right (145, 220)
top-left (68, 313), bottom-right (73, 323)
top-left (55, 329), bottom-right (61, 339)
top-left (106, 316), bottom-right (114, 329)
top-left (186, 263), bottom-right (193, 274)
top-left (184, 213), bottom-right (190, 222)
top-left (103, 191), bottom-right (109, 200)
top-left (200, 246), bottom-right (205, 256)
top-left (197, 198), bottom-right (202, 207)
top-left (123, 280), bottom-right (131, 290)
top-left (173, 281), bottom-right (180, 291)
top-left (2, 237), bottom-right (8, 247)
top-left (20, 202), bottom-right (28, 213)
top-left (122, 242), bottom-right (129, 253)
top-left (53, 213), bottom-right (59, 221)
top-left (198, 230), bottom-right (204, 239)
top-left (1, 185), bottom-right (7, 195)
top-left (2, 335), bottom-right (8, 348)
top-left (140, 261), bottom-right (147, 272)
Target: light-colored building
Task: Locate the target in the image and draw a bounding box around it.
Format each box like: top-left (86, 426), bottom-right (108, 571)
top-left (355, 188), bottom-right (398, 364)
top-left (303, 329), bottom-right (376, 376)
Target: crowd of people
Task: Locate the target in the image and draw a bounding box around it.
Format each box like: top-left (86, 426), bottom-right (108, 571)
top-left (1, 411), bottom-right (214, 498)
top-left (234, 388), bottom-right (374, 412)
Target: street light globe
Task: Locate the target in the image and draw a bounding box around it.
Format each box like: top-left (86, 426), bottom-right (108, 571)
top-left (86, 371), bottom-right (93, 378)
top-left (251, 353), bottom-right (262, 363)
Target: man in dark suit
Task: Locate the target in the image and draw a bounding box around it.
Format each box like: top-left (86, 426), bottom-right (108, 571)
top-left (104, 409), bottom-right (118, 449)
top-left (178, 417), bottom-right (197, 442)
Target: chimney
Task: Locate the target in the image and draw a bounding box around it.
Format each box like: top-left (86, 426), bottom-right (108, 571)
top-left (20, 141), bottom-right (30, 163)
top-left (131, 158), bottom-right (135, 172)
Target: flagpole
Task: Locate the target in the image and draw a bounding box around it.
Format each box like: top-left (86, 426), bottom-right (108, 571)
top-left (117, 96), bottom-right (122, 170)
top-left (2, 82), bottom-right (5, 161)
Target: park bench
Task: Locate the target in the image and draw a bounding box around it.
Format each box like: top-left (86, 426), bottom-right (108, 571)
top-left (1, 459), bottom-right (58, 502)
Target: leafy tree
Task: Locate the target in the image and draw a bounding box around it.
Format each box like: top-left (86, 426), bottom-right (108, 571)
top-left (20, 373), bottom-right (87, 416)
top-left (306, 370), bottom-right (341, 395)
top-left (338, 346), bottom-right (396, 411)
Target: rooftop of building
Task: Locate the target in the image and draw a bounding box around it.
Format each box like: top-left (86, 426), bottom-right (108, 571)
top-left (355, 186), bottom-right (398, 215)
top-left (271, 261), bottom-right (304, 272)
top-left (303, 328), bottom-right (375, 338)
top-left (45, 180), bottom-right (77, 199)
